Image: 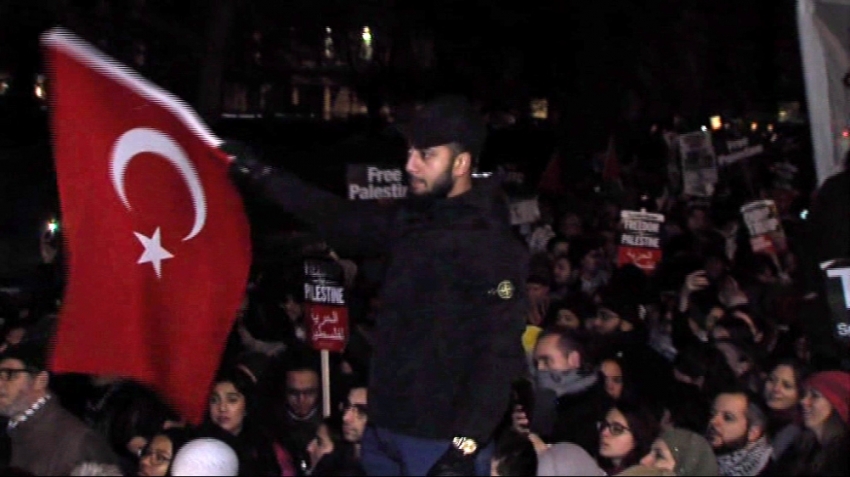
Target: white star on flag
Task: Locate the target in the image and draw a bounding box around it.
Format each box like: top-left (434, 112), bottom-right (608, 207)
top-left (134, 227), bottom-right (174, 278)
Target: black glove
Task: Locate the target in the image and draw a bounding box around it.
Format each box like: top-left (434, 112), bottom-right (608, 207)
top-left (426, 445), bottom-right (476, 477)
top-left (221, 139), bottom-right (273, 183)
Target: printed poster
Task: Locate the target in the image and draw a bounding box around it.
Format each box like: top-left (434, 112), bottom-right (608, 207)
top-left (617, 210), bottom-right (665, 273)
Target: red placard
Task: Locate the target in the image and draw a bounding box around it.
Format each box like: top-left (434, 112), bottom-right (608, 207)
top-left (617, 210), bottom-right (665, 273)
top-left (618, 247), bottom-right (663, 273)
top-left (305, 303), bottom-right (349, 353)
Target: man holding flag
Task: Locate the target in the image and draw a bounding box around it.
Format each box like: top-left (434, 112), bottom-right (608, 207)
top-left (41, 28), bottom-right (251, 425)
top-left (228, 95), bottom-right (529, 476)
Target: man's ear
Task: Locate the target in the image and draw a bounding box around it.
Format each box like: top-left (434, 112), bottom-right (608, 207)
top-left (747, 423), bottom-right (764, 443)
top-left (33, 371), bottom-right (49, 393)
top-left (453, 151), bottom-right (472, 176)
top-left (567, 350), bottom-right (581, 370)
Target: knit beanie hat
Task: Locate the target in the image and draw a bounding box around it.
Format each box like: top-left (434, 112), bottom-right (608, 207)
top-left (170, 438), bottom-right (239, 476)
top-left (804, 371), bottom-right (850, 426)
top-left (659, 428), bottom-right (720, 476)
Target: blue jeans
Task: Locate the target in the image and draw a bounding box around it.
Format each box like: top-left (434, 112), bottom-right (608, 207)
top-left (361, 426), bottom-right (493, 476)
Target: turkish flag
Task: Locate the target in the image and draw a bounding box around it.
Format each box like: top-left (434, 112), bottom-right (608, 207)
top-left (42, 28), bottom-right (251, 424)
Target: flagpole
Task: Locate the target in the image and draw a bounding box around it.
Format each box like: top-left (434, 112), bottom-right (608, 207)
top-left (321, 350), bottom-right (331, 418)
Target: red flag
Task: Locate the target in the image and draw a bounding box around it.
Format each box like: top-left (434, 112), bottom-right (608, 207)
top-left (42, 28), bottom-right (251, 424)
top-left (537, 153), bottom-right (567, 196)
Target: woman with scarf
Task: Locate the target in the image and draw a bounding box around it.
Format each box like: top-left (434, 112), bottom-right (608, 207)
top-left (639, 427), bottom-right (719, 476)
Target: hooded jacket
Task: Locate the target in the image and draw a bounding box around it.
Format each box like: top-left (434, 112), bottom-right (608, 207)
top-left (246, 168), bottom-right (528, 443)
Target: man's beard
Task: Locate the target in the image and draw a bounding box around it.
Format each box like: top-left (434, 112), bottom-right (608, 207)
top-left (708, 429), bottom-right (750, 455)
top-left (406, 166), bottom-right (455, 209)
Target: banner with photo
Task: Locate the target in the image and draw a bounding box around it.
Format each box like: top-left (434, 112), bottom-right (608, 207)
top-left (617, 210), bottom-right (665, 273)
top-left (346, 164), bottom-right (407, 201)
top-left (741, 199), bottom-right (787, 254)
top-left (678, 131), bottom-right (719, 197)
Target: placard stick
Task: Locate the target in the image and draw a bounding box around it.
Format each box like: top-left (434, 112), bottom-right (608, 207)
top-left (321, 349), bottom-right (331, 418)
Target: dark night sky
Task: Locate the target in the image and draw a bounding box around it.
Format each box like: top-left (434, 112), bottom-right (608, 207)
top-left (0, 0), bottom-right (804, 121)
top-left (0, 0), bottom-right (807, 279)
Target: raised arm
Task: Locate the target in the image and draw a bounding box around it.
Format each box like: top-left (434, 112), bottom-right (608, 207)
top-left (226, 142), bottom-right (395, 257)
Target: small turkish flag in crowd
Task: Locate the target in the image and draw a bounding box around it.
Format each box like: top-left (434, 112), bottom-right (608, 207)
top-left (42, 28), bottom-right (251, 424)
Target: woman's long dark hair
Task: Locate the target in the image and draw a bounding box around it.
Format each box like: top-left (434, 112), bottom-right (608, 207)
top-left (596, 399), bottom-right (660, 474)
top-left (776, 411), bottom-right (849, 475)
top-left (201, 367), bottom-right (281, 476)
top-left (141, 427), bottom-right (193, 476)
top-left (764, 358), bottom-right (810, 437)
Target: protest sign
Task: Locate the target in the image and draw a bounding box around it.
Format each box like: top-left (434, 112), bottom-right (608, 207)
top-left (617, 210), bottom-right (665, 273)
top-left (303, 257), bottom-right (349, 418)
top-left (346, 164), bottom-right (407, 200)
top-left (678, 131), bottom-right (719, 197)
top-left (822, 259), bottom-right (850, 344)
top-left (741, 200), bottom-right (787, 254)
top-left (718, 136), bottom-right (764, 166)
top-left (509, 198), bottom-right (541, 226)
top-left (303, 258), bottom-right (349, 352)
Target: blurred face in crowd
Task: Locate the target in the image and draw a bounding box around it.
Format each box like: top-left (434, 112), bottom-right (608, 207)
top-left (3, 327), bottom-right (25, 347)
top-left (705, 256), bottom-right (726, 281)
top-left (307, 423), bottom-right (334, 469)
top-left (600, 230), bottom-right (618, 263)
top-left (209, 381), bottom-right (247, 435)
top-left (550, 241), bottom-right (570, 260)
top-left (552, 256), bottom-right (573, 286)
top-left (602, 359), bottom-right (624, 400)
top-left (559, 213), bottom-right (583, 238)
top-left (599, 408), bottom-right (635, 464)
top-left (405, 145), bottom-right (468, 199)
top-left (554, 309), bottom-right (581, 330)
top-left (526, 282), bottom-right (550, 303)
top-left (640, 438), bottom-right (676, 473)
top-left (581, 249), bottom-right (603, 275)
top-left (287, 369), bottom-right (320, 419)
top-left (0, 358), bottom-right (45, 418)
top-left (283, 294), bottom-right (303, 323)
top-left (800, 387), bottom-right (833, 437)
top-left (707, 393), bottom-right (754, 453)
top-left (533, 334), bottom-right (579, 372)
top-left (137, 434), bottom-right (173, 477)
top-left (687, 208), bottom-right (708, 233)
top-left (342, 387), bottom-right (368, 444)
top-left (764, 365), bottom-right (799, 411)
top-left (586, 308), bottom-right (623, 336)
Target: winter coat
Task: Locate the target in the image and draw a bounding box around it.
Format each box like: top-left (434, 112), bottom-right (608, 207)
top-left (8, 397), bottom-right (118, 475)
top-left (249, 170), bottom-right (529, 443)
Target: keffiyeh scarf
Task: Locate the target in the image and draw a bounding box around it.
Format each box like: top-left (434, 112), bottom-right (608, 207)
top-left (717, 437), bottom-right (773, 476)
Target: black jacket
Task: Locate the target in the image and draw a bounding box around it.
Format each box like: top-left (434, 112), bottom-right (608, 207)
top-left (537, 375), bottom-right (611, 456)
top-left (245, 168), bottom-right (529, 443)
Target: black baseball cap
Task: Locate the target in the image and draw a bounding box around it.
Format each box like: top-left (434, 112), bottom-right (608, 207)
top-left (399, 95), bottom-right (487, 159)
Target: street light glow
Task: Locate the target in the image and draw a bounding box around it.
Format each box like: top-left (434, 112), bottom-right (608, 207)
top-left (362, 26), bottom-right (372, 44)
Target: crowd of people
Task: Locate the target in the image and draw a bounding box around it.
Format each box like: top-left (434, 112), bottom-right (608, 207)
top-left (0, 94), bottom-right (849, 476)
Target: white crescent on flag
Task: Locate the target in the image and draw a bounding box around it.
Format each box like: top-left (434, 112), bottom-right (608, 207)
top-left (110, 127), bottom-right (208, 241)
